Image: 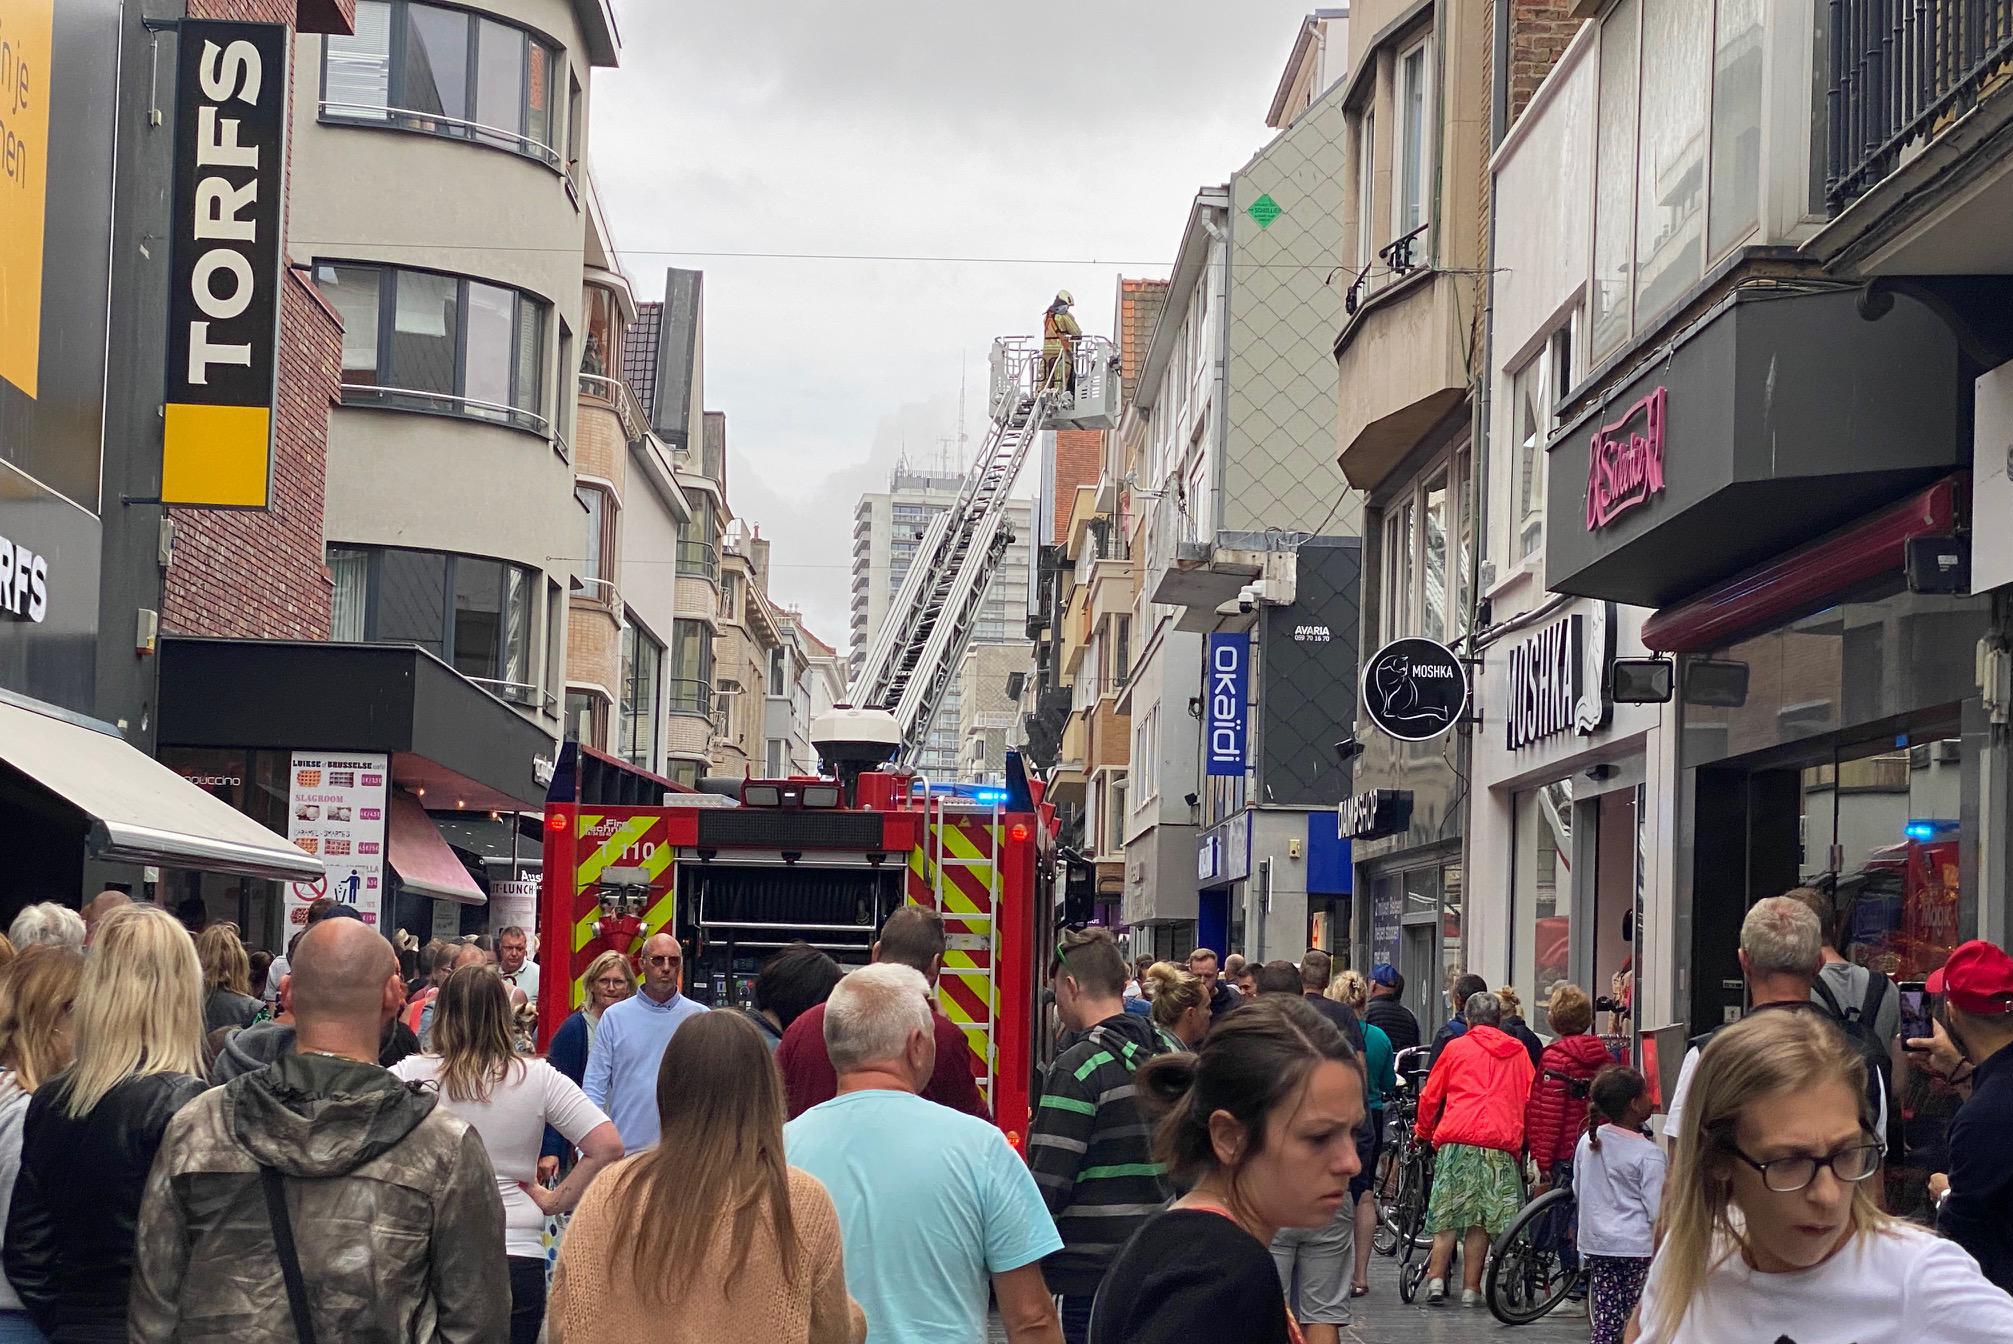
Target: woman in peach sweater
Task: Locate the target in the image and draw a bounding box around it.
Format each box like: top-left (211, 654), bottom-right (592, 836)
top-left (548, 1012), bottom-right (865, 1343)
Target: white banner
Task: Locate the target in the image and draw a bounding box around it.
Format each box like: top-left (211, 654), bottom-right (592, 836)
top-left (489, 878), bottom-right (539, 938)
top-left (286, 752), bottom-right (390, 929)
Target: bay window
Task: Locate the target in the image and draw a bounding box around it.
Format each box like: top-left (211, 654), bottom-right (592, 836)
top-left (325, 544), bottom-right (536, 696)
top-left (323, 0), bottom-right (563, 168)
top-left (314, 262), bottom-right (549, 433)
top-left (1379, 450), bottom-right (1470, 644)
top-left (617, 616), bottom-right (663, 770)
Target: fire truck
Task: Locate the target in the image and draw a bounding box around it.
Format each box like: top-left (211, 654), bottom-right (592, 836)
top-left (537, 331), bottom-right (1119, 1140)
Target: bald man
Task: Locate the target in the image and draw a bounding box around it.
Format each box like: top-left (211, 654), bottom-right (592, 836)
top-left (82, 890), bottom-right (130, 946)
top-left (132, 919), bottom-right (508, 1342)
top-left (583, 933), bottom-right (709, 1152)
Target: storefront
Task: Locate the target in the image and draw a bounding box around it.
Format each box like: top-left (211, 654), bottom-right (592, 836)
top-left (1343, 783), bottom-right (1463, 1032)
top-left (157, 636), bottom-right (556, 952)
top-left (1469, 599), bottom-right (1673, 1057)
top-left (1546, 284), bottom-right (1987, 1046)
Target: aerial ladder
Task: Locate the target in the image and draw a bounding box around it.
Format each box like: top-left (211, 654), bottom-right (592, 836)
top-left (848, 332), bottom-right (1120, 766)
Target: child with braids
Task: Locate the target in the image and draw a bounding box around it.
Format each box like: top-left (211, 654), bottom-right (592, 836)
top-left (1572, 1066), bottom-right (1663, 1344)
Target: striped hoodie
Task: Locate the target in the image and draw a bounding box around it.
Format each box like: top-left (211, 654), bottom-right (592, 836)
top-left (1025, 1011), bottom-right (1174, 1297)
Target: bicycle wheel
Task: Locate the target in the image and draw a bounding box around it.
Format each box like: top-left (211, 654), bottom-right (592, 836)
top-left (1398, 1255), bottom-right (1429, 1304)
top-left (1371, 1140), bottom-right (1404, 1255)
top-left (1484, 1187), bottom-right (1580, 1326)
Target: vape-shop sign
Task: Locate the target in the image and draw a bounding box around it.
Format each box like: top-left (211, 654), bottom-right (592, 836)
top-left (286, 752), bottom-right (390, 926)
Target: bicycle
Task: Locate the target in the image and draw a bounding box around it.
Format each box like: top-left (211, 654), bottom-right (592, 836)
top-left (1484, 1167), bottom-right (1585, 1325)
top-left (1372, 1047), bottom-right (1432, 1257)
top-left (1381, 1047), bottom-right (1440, 1303)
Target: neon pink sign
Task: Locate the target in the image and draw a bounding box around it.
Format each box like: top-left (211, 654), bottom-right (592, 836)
top-left (1585, 386), bottom-right (1667, 531)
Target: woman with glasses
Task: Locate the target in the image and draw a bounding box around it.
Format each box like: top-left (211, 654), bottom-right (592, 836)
top-left (1634, 1008), bottom-right (2013, 1342)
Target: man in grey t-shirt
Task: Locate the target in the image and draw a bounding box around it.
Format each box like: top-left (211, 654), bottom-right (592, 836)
top-left (1789, 886), bottom-right (1899, 1046)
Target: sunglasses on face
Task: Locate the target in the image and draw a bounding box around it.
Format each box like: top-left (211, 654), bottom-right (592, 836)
top-left (646, 955), bottom-right (682, 968)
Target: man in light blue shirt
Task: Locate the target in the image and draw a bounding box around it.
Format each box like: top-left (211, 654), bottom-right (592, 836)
top-left (583, 933), bottom-right (707, 1152)
top-left (786, 963), bottom-right (1063, 1344)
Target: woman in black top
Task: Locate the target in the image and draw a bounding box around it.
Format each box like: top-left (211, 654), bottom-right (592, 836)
top-left (1089, 995), bottom-right (1365, 1344)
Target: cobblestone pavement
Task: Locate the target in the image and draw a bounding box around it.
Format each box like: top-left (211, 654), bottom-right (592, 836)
top-left (988, 1238), bottom-right (1594, 1342)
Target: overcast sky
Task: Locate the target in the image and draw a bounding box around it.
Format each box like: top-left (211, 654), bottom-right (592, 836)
top-left (589, 0), bottom-right (1322, 647)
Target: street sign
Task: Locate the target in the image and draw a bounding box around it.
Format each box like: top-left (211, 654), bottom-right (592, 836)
top-left (1361, 637), bottom-right (1468, 742)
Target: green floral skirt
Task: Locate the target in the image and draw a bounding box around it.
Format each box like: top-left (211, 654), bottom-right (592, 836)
top-left (1424, 1142), bottom-right (1523, 1236)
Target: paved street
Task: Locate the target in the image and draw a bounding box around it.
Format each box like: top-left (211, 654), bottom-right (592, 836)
top-left (988, 1236), bottom-right (1592, 1342)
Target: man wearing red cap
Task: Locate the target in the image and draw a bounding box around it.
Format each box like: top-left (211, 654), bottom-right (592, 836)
top-left (1912, 939), bottom-right (2013, 1292)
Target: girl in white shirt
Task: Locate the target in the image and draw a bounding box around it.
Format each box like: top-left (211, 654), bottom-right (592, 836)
top-left (1574, 1065), bottom-right (1662, 1344)
top-left (1632, 1008), bottom-right (2013, 1344)
top-left (392, 966), bottom-right (624, 1344)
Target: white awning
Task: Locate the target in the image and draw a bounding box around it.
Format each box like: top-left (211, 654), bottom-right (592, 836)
top-left (0, 696), bottom-right (322, 883)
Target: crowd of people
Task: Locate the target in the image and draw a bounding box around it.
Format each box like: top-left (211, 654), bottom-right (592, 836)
top-left (0, 885), bottom-right (2001, 1343)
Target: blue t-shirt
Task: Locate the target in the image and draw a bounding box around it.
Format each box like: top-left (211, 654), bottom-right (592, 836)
top-left (786, 1089), bottom-right (1060, 1344)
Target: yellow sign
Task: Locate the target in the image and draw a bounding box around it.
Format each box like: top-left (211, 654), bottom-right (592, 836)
top-left (0, 0), bottom-right (54, 399)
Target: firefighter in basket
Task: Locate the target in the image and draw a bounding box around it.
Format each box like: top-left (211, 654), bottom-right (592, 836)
top-left (1042, 290), bottom-right (1081, 399)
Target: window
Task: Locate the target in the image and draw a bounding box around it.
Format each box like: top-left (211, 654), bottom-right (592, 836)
top-left (765, 739), bottom-right (789, 776)
top-left (324, 545), bottom-right (536, 695)
top-left (314, 263), bottom-right (549, 432)
top-left (544, 578), bottom-right (562, 712)
top-left (768, 646), bottom-right (787, 696)
top-left (1634, 0), bottom-right (1709, 323)
top-left (1356, 109), bottom-right (1377, 270)
top-left (1507, 315), bottom-right (1577, 566)
top-left (1112, 614), bottom-right (1132, 687)
top-left (565, 690), bottom-right (607, 748)
top-left (715, 679), bottom-right (741, 741)
top-left (323, 1), bottom-right (564, 168)
top-left (575, 485), bottom-right (612, 595)
top-left (719, 570), bottom-right (740, 620)
top-left (1591, 0), bottom-right (1641, 358)
top-left (1108, 777), bottom-right (1128, 853)
top-left (1708, 0), bottom-right (1765, 255)
top-left (1511, 781), bottom-right (1574, 1005)
top-left (1394, 39), bottom-right (1433, 253)
top-left (582, 285), bottom-right (621, 381)
top-left (617, 617), bottom-right (662, 770)
top-left (668, 619), bottom-right (713, 714)
top-left (1380, 454), bottom-right (1469, 642)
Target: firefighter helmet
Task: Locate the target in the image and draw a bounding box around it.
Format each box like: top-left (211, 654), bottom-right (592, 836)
top-left (1055, 289), bottom-right (1074, 307)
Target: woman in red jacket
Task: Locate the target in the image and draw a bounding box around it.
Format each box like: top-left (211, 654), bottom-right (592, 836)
top-left (1415, 990), bottom-right (1538, 1306)
top-left (1523, 982), bottom-right (1618, 1191)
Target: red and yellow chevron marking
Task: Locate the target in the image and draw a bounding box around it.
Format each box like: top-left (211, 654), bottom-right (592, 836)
top-left (564, 811), bottom-right (677, 1011)
top-left (911, 814), bottom-right (1001, 1098)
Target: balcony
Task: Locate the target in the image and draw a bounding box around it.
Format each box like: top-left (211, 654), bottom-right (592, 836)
top-left (675, 540), bottom-right (718, 582)
top-left (579, 373), bottom-right (648, 446)
top-left (1828, 0), bottom-right (2013, 211)
top-left (666, 678), bottom-right (713, 717)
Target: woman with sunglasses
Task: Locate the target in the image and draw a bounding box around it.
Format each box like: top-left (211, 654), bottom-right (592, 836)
top-left (1632, 1008), bottom-right (2013, 1342)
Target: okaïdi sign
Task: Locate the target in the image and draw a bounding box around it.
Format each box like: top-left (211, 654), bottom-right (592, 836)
top-left (1585, 386), bottom-right (1667, 532)
top-left (161, 21), bottom-right (289, 509)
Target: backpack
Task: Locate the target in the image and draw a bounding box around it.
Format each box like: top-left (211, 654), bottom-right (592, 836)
top-left (1812, 969), bottom-right (1899, 1151)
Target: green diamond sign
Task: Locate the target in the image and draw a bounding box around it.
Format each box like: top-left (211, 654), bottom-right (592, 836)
top-left (1247, 193), bottom-right (1282, 230)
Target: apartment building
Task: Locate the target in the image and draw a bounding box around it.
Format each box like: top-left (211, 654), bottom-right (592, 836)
top-left (564, 187), bottom-right (692, 779)
top-left (624, 275), bottom-right (728, 786)
top-left (956, 644), bottom-right (1026, 785)
top-left (1119, 18), bottom-right (1365, 959)
top-left (769, 616), bottom-right (847, 776)
top-left (850, 467), bottom-right (1033, 777)
top-left (713, 522), bottom-right (789, 775)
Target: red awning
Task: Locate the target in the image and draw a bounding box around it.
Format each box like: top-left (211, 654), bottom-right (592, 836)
top-left (389, 793), bottom-right (486, 904)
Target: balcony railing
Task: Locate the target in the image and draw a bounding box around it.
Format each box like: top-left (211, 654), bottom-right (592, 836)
top-left (338, 383), bottom-right (550, 437)
top-left (666, 678), bottom-right (713, 716)
top-left (578, 372), bottom-right (649, 445)
top-left (675, 540), bottom-right (718, 581)
top-left (1828, 0), bottom-right (2013, 209)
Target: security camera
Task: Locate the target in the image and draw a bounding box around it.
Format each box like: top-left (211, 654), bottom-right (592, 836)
top-left (1183, 791), bottom-right (1199, 808)
top-left (1236, 582), bottom-right (1260, 614)
top-left (1333, 737), bottom-right (1365, 765)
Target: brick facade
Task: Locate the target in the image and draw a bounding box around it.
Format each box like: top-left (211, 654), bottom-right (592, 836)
top-left (163, 1), bottom-right (350, 640)
top-left (1508, 0), bottom-right (1581, 128)
top-left (1051, 430), bottom-right (1104, 539)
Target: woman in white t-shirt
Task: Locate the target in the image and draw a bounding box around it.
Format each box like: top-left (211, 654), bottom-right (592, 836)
top-left (393, 966), bottom-right (623, 1344)
top-left (1574, 1065), bottom-right (1662, 1344)
top-left (1632, 1008), bottom-right (2013, 1343)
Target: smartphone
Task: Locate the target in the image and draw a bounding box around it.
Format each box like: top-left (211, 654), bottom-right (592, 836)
top-left (1898, 981), bottom-right (1932, 1047)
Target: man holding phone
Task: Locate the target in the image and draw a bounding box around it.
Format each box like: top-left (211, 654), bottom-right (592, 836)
top-left (1910, 939), bottom-right (2013, 1292)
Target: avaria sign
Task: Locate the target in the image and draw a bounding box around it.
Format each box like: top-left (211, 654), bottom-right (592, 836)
top-left (1585, 386), bottom-right (1667, 532)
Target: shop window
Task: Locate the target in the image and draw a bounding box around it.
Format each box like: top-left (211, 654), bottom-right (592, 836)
top-left (1512, 781), bottom-right (1575, 1009)
top-left (323, 544), bottom-right (535, 696)
top-left (618, 617), bottom-right (663, 770)
top-left (323, 1), bottom-right (565, 169)
top-left (314, 263), bottom-right (550, 434)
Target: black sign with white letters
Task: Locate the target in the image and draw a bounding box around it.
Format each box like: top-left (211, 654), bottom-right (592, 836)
top-left (1361, 638), bottom-right (1469, 743)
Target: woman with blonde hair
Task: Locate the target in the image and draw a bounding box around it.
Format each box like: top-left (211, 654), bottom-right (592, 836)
top-left (1142, 961), bottom-right (1211, 1050)
top-left (1329, 966), bottom-right (1397, 1298)
top-left (393, 965), bottom-right (622, 1344)
top-left (195, 923), bottom-right (261, 1033)
top-left (5, 906), bottom-right (205, 1343)
top-left (549, 1010), bottom-right (864, 1343)
top-left (1632, 1008), bottom-right (2013, 1342)
top-left (0, 947), bottom-right (82, 1343)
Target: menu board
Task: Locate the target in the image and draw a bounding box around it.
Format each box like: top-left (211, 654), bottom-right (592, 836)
top-left (286, 752), bottom-right (390, 928)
